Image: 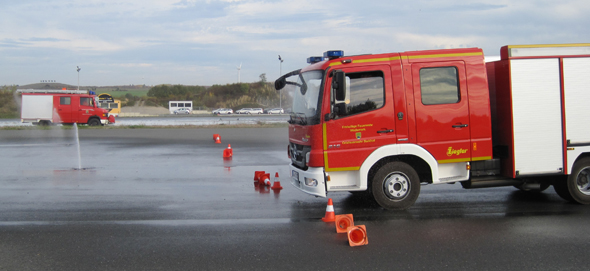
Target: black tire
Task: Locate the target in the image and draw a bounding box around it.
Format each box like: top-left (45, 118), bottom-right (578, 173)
top-left (39, 120), bottom-right (51, 126)
top-left (371, 161), bottom-right (420, 210)
top-left (88, 118), bottom-right (101, 126)
top-left (566, 157), bottom-right (590, 204)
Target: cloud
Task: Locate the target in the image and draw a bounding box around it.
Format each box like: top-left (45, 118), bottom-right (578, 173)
top-left (0, 0), bottom-right (589, 86)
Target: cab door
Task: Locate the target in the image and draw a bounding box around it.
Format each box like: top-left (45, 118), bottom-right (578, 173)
top-left (411, 61), bottom-right (471, 163)
top-left (54, 95), bottom-right (73, 123)
top-left (323, 65), bottom-right (396, 171)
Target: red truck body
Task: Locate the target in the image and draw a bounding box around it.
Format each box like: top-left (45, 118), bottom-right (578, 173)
top-left (19, 89), bottom-right (115, 126)
top-left (277, 44), bottom-right (590, 209)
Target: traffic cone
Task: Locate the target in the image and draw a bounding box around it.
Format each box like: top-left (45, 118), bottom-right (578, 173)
top-left (213, 134), bottom-right (219, 140)
top-left (321, 198), bottom-right (335, 222)
top-left (260, 173), bottom-right (271, 186)
top-left (347, 225), bottom-right (368, 246)
top-left (253, 171), bottom-right (265, 183)
top-left (335, 214), bottom-right (354, 233)
top-left (214, 134), bottom-right (221, 144)
top-left (271, 172), bottom-right (283, 190)
top-left (223, 144), bottom-right (233, 158)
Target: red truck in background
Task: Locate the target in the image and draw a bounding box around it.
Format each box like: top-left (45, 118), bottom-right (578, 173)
top-left (275, 43), bottom-right (590, 210)
top-left (18, 89), bottom-right (116, 126)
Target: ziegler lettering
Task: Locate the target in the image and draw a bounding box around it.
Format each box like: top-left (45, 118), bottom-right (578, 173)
top-left (447, 147), bottom-right (468, 156)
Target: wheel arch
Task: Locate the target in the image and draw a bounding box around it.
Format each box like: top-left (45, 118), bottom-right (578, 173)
top-left (360, 144), bottom-right (437, 190)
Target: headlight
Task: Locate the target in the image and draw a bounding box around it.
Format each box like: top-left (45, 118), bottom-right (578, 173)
top-left (304, 177), bottom-right (318, 187)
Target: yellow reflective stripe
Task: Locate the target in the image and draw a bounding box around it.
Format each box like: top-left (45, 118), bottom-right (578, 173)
top-left (438, 158), bottom-right (471, 164)
top-left (326, 166), bottom-right (361, 172)
top-left (438, 156), bottom-right (492, 164)
top-left (405, 52), bottom-right (483, 60)
top-left (471, 156), bottom-right (492, 162)
top-left (323, 123), bottom-right (328, 150)
top-left (329, 56), bottom-right (401, 66)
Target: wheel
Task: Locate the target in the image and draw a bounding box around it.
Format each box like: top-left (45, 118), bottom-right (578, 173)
top-left (566, 157), bottom-right (590, 204)
top-left (88, 118), bottom-right (101, 126)
top-left (371, 161), bottom-right (420, 210)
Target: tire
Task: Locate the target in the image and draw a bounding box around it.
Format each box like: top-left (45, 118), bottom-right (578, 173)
top-left (566, 157), bottom-right (590, 204)
top-left (371, 161), bottom-right (420, 210)
top-left (88, 118), bottom-right (101, 126)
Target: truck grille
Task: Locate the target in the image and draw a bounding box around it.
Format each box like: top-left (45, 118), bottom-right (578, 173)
top-left (289, 142), bottom-right (311, 170)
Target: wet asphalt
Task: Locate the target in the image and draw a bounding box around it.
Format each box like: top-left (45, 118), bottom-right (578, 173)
top-left (1, 126), bottom-right (589, 270)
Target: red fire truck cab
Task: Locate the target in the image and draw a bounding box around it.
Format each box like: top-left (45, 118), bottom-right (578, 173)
top-left (19, 89), bottom-right (115, 126)
top-left (275, 44), bottom-right (590, 210)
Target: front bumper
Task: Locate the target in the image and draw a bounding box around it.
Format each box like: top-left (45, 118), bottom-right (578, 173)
top-left (290, 165), bottom-right (326, 197)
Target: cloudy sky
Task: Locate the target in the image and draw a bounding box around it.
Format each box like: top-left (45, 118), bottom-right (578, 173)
top-left (1, 0), bottom-right (588, 86)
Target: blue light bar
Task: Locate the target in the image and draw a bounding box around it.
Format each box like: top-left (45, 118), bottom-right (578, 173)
top-left (323, 50), bottom-right (344, 59)
top-left (307, 56), bottom-right (324, 64)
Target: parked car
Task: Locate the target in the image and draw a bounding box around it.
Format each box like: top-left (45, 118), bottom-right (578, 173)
top-left (212, 108), bottom-right (233, 115)
top-left (267, 108), bottom-right (284, 114)
top-left (250, 108), bottom-right (264, 114)
top-left (235, 108), bottom-right (252, 114)
top-left (174, 108), bottom-right (191, 114)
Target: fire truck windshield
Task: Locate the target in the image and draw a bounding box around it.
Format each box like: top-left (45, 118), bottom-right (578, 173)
top-left (290, 70), bottom-right (324, 125)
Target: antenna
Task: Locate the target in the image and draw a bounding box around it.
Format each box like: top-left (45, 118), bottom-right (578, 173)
top-left (236, 63), bottom-right (242, 83)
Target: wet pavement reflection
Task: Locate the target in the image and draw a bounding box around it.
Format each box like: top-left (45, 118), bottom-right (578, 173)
top-left (1, 127), bottom-right (589, 270)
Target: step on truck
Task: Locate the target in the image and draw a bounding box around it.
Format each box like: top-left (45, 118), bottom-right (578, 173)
top-left (275, 43), bottom-right (590, 210)
top-left (18, 89), bottom-right (116, 126)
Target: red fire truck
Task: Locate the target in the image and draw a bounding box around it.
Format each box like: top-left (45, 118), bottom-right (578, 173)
top-left (275, 43), bottom-right (590, 210)
top-left (18, 89), bottom-right (116, 126)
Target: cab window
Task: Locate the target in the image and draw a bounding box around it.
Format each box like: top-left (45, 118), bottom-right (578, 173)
top-left (80, 97), bottom-right (94, 107)
top-left (60, 97), bottom-right (71, 105)
top-left (420, 66), bottom-right (460, 105)
top-left (340, 71), bottom-right (385, 116)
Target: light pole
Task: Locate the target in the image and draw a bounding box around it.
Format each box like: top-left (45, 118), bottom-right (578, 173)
top-left (76, 66), bottom-right (81, 91)
top-left (278, 55), bottom-right (284, 109)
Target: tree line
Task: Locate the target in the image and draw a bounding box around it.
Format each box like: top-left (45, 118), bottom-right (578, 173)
top-left (142, 73), bottom-right (289, 110)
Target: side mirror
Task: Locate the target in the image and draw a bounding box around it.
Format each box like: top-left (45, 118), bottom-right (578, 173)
top-left (332, 70), bottom-right (346, 101)
top-left (274, 77), bottom-right (286, 90)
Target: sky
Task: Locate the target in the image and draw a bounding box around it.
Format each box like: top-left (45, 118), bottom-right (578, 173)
top-left (1, 0), bottom-right (589, 87)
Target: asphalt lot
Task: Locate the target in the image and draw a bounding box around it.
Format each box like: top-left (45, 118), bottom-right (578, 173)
top-left (1, 127), bottom-right (590, 270)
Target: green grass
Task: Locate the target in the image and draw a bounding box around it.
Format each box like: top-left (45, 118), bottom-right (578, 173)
top-left (95, 89), bottom-right (150, 98)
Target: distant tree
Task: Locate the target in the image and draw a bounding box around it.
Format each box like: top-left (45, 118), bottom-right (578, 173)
top-left (259, 73), bottom-right (267, 83)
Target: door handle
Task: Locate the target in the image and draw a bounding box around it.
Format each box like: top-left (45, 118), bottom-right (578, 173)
top-left (452, 124), bottom-right (468, 128)
top-left (377, 129), bottom-right (394, 134)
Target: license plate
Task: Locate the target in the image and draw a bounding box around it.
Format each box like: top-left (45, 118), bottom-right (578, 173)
top-left (291, 170), bottom-right (300, 186)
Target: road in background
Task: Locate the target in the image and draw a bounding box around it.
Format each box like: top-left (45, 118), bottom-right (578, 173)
top-left (0, 114), bottom-right (290, 127)
top-left (1, 128), bottom-right (589, 270)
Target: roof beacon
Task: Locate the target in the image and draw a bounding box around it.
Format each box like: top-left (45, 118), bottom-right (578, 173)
top-left (323, 50), bottom-right (344, 60)
top-left (307, 56), bottom-right (324, 64)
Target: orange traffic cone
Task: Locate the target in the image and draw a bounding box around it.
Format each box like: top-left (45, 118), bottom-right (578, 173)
top-left (223, 144), bottom-right (233, 158)
top-left (271, 172), bottom-right (283, 190)
top-left (214, 134), bottom-right (221, 144)
top-left (253, 171), bottom-right (265, 183)
top-left (260, 173), bottom-right (271, 186)
top-left (335, 214), bottom-right (354, 233)
top-left (347, 225), bottom-right (368, 246)
top-left (321, 198), bottom-right (335, 222)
